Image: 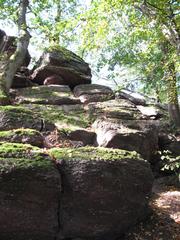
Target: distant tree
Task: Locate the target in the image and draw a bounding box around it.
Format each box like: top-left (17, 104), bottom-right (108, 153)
top-left (75, 0), bottom-right (180, 127)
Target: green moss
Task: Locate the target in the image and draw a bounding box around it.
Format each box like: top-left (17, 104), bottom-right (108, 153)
top-left (24, 104), bottom-right (93, 129)
top-left (44, 45), bottom-right (83, 63)
top-left (0, 143), bottom-right (52, 173)
top-left (17, 86), bottom-right (71, 103)
top-left (49, 146), bottom-right (142, 161)
top-left (0, 128), bottom-right (39, 138)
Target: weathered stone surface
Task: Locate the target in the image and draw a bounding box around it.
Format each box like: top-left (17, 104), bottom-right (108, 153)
top-left (93, 118), bottom-right (159, 161)
top-left (22, 103), bottom-right (92, 130)
top-left (136, 105), bottom-right (163, 119)
top-left (13, 85), bottom-right (81, 105)
top-left (31, 48), bottom-right (91, 88)
top-left (0, 106), bottom-right (55, 132)
top-left (86, 99), bottom-right (142, 120)
top-left (50, 147), bottom-right (153, 240)
top-left (44, 74), bottom-right (65, 85)
top-left (73, 84), bottom-right (115, 103)
top-left (0, 143), bottom-right (60, 240)
top-left (117, 89), bottom-right (146, 105)
top-left (68, 129), bottom-right (96, 146)
top-left (0, 129), bottom-right (44, 147)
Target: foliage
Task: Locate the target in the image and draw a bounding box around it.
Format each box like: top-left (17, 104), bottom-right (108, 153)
top-left (159, 150), bottom-right (180, 174)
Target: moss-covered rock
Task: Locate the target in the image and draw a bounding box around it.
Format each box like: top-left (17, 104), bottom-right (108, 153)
top-left (13, 85), bottom-right (80, 105)
top-left (50, 146), bottom-right (141, 161)
top-left (0, 128), bottom-right (44, 147)
top-left (31, 47), bottom-right (91, 88)
top-left (87, 99), bottom-right (142, 120)
top-left (0, 105), bottom-right (54, 131)
top-left (49, 146), bottom-right (153, 240)
top-left (23, 104), bottom-right (94, 130)
top-left (0, 142), bottom-right (60, 239)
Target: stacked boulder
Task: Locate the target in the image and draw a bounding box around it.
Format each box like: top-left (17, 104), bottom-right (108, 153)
top-left (0, 39), bottom-right (178, 240)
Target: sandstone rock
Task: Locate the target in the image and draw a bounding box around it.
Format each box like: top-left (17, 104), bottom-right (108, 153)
top-left (13, 85), bottom-right (81, 105)
top-left (0, 143), bottom-right (60, 240)
top-left (93, 118), bottom-right (159, 161)
top-left (73, 84), bottom-right (115, 103)
top-left (0, 129), bottom-right (44, 147)
top-left (68, 129), bottom-right (96, 145)
top-left (50, 147), bottom-right (153, 240)
top-left (44, 74), bottom-right (65, 85)
top-left (117, 89), bottom-right (146, 105)
top-left (31, 47), bottom-right (91, 88)
top-left (136, 105), bottom-right (163, 119)
top-left (0, 106), bottom-right (55, 132)
top-left (86, 99), bottom-right (142, 120)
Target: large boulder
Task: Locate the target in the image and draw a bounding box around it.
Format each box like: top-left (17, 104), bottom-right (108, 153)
top-left (50, 147), bottom-right (154, 240)
top-left (93, 118), bottom-right (159, 161)
top-left (13, 85), bottom-right (81, 105)
top-left (0, 143), bottom-right (60, 240)
top-left (31, 47), bottom-right (92, 88)
top-left (73, 84), bottom-right (115, 103)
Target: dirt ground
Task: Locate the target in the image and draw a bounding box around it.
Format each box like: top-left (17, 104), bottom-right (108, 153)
top-left (121, 177), bottom-right (180, 240)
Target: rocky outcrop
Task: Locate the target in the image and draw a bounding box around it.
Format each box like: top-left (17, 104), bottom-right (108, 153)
top-left (0, 143), bottom-right (60, 240)
top-left (1, 39), bottom-right (178, 239)
top-left (31, 47), bottom-right (92, 88)
top-left (51, 147), bottom-right (153, 240)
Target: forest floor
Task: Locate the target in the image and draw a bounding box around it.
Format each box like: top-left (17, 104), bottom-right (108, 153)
top-left (121, 177), bottom-right (180, 240)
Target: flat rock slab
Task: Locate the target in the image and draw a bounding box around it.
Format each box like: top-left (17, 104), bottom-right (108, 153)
top-left (73, 84), bottom-right (115, 103)
top-left (0, 143), bottom-right (60, 240)
top-left (86, 99), bottom-right (142, 120)
top-left (50, 147), bottom-right (153, 240)
top-left (13, 85), bottom-right (81, 105)
top-left (31, 48), bottom-right (91, 88)
top-left (117, 89), bottom-right (146, 105)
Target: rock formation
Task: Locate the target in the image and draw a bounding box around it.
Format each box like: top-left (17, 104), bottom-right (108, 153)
top-left (0, 37), bottom-right (179, 240)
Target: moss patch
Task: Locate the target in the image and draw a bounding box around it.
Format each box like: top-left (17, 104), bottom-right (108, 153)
top-left (0, 143), bottom-right (52, 174)
top-left (49, 146), bottom-right (142, 161)
top-left (0, 128), bottom-right (40, 138)
top-left (23, 104), bottom-right (93, 129)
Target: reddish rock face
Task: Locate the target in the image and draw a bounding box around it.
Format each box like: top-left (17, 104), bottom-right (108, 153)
top-left (54, 148), bottom-right (154, 240)
top-left (44, 74), bottom-right (65, 85)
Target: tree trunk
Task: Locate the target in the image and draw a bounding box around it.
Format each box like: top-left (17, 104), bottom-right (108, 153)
top-left (0, 0), bottom-right (30, 104)
top-left (167, 64), bottom-right (180, 128)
